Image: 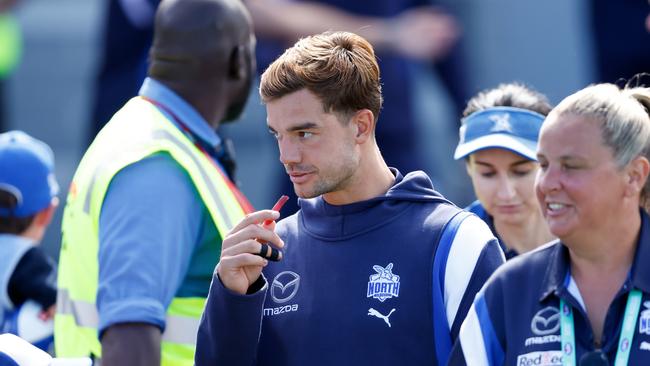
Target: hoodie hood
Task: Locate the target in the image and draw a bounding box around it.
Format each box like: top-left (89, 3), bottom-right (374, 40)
top-left (296, 169), bottom-right (451, 240)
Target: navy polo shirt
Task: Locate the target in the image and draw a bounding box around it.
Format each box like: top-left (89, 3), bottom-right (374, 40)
top-left (450, 209), bottom-right (650, 365)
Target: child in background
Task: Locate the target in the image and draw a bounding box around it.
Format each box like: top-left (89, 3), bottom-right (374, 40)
top-left (0, 131), bottom-right (59, 351)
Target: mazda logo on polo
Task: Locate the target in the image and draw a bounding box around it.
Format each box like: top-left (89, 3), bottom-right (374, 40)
top-left (531, 307), bottom-right (560, 335)
top-left (271, 271), bottom-right (300, 304)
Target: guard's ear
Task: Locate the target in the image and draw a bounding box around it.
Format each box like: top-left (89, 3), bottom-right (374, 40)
top-left (229, 45), bottom-right (248, 80)
top-left (351, 109), bottom-right (375, 144)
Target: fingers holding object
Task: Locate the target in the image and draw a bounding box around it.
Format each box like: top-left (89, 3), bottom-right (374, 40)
top-left (223, 221), bottom-right (284, 251)
top-left (219, 252), bottom-right (269, 270)
top-left (258, 243), bottom-right (282, 262)
top-left (221, 209), bottom-right (285, 262)
top-left (229, 210), bottom-right (280, 235)
top-left (221, 239), bottom-right (283, 262)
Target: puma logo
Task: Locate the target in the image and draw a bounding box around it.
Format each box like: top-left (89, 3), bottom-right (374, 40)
top-left (641, 341), bottom-right (650, 351)
top-left (368, 308), bottom-right (396, 328)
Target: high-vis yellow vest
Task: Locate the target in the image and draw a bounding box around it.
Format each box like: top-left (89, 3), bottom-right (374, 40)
top-left (55, 97), bottom-right (249, 365)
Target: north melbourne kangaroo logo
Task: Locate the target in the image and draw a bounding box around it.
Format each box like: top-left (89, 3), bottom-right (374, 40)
top-left (368, 308), bottom-right (396, 328)
top-left (489, 113), bottom-right (513, 133)
top-left (366, 263), bottom-right (400, 302)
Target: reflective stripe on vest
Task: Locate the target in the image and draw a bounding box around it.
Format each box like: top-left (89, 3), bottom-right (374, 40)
top-left (57, 289), bottom-right (200, 345)
top-left (55, 97), bottom-right (249, 365)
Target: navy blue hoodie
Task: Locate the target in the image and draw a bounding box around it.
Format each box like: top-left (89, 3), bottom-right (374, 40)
top-left (196, 170), bottom-right (503, 365)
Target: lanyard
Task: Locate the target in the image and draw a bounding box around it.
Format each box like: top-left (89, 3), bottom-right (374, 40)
top-left (560, 289), bottom-right (642, 366)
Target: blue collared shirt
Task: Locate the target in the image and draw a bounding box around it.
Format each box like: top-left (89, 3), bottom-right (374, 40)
top-left (97, 78), bottom-right (224, 334)
top-left (139, 78), bottom-right (222, 152)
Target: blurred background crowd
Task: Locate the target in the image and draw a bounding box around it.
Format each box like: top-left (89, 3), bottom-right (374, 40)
top-left (1, 0), bottom-right (648, 262)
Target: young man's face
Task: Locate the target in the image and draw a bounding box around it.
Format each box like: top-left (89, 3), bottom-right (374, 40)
top-left (267, 89), bottom-right (360, 200)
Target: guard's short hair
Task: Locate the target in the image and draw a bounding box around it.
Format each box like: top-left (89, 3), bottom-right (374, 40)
top-left (260, 31), bottom-right (383, 122)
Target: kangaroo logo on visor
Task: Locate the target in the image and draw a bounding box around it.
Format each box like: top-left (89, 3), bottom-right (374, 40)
top-left (489, 113), bottom-right (513, 133)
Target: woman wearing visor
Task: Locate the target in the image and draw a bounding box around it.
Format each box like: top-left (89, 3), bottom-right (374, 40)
top-left (449, 82), bottom-right (650, 365)
top-left (454, 83), bottom-right (555, 259)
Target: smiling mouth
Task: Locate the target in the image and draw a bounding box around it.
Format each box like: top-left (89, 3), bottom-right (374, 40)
top-left (545, 202), bottom-right (570, 216)
top-left (548, 203), bottom-right (564, 210)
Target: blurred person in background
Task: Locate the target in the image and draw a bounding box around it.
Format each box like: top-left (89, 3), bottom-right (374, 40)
top-left (87, 0), bottom-right (159, 145)
top-left (449, 82), bottom-right (650, 365)
top-left (245, 0), bottom-right (466, 215)
top-left (0, 0), bottom-right (22, 132)
top-left (454, 83), bottom-right (555, 259)
top-left (591, 0), bottom-right (650, 84)
top-left (54, 0), bottom-right (256, 364)
top-left (0, 131), bottom-right (58, 352)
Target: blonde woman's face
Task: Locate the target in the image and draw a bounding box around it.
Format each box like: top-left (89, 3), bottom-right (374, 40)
top-left (467, 148), bottom-right (541, 226)
top-left (535, 114), bottom-right (628, 242)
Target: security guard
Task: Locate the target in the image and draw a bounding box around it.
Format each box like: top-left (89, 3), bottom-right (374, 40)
top-left (54, 0), bottom-right (256, 365)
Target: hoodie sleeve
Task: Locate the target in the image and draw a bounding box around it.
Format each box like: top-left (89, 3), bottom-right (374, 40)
top-left (444, 215), bottom-right (505, 340)
top-left (448, 279), bottom-right (507, 366)
top-left (195, 273), bottom-right (267, 366)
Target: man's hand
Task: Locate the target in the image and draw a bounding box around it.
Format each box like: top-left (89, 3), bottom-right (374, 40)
top-left (218, 210), bottom-right (284, 295)
top-left (385, 7), bottom-right (461, 61)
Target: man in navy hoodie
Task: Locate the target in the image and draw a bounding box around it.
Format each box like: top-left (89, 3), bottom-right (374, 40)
top-left (196, 31), bottom-right (504, 366)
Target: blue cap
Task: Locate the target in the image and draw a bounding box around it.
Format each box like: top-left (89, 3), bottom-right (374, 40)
top-left (454, 106), bottom-right (545, 161)
top-left (0, 131), bottom-right (58, 218)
